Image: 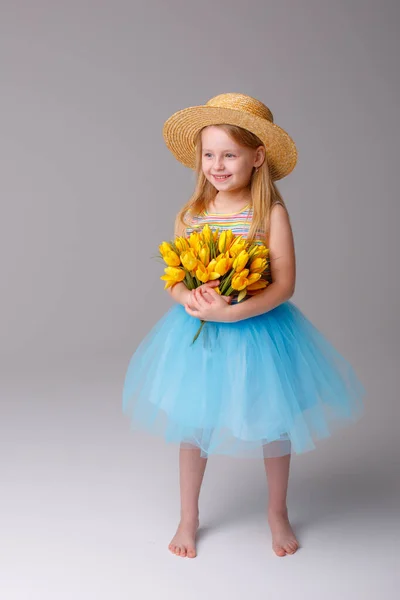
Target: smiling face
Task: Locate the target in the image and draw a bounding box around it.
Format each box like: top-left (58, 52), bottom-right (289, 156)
top-left (201, 126), bottom-right (264, 191)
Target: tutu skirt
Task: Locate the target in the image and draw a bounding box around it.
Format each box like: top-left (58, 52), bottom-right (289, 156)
top-left (122, 301), bottom-right (365, 458)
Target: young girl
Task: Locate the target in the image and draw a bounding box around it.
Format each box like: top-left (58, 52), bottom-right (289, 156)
top-left (122, 93), bottom-right (365, 559)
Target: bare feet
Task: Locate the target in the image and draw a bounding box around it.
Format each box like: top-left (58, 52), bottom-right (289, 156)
top-left (168, 517), bottom-right (199, 558)
top-left (267, 508), bottom-right (299, 556)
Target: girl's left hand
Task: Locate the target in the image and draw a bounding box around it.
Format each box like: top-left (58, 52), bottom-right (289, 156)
top-left (185, 287), bottom-right (233, 322)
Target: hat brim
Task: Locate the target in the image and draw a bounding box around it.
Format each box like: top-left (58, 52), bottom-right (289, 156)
top-left (162, 105), bottom-right (297, 180)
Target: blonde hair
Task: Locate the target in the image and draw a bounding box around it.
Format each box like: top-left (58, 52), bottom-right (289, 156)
top-left (174, 124), bottom-right (287, 244)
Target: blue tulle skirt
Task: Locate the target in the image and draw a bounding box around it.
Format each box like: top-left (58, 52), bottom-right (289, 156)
top-left (122, 301), bottom-right (365, 458)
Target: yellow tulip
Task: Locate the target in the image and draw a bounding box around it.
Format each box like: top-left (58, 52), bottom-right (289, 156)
top-left (221, 251), bottom-right (234, 268)
top-left (159, 241), bottom-right (174, 257)
top-left (201, 224), bottom-right (212, 243)
top-left (175, 237), bottom-right (190, 253)
top-left (254, 246), bottom-right (269, 258)
top-left (231, 270), bottom-right (250, 291)
top-left (247, 279), bottom-right (268, 291)
top-left (160, 267), bottom-right (186, 289)
top-left (181, 249), bottom-right (198, 271)
top-left (208, 271), bottom-right (221, 280)
top-left (213, 228), bottom-right (220, 241)
top-left (196, 262), bottom-right (210, 283)
top-left (233, 250), bottom-right (249, 272)
top-left (163, 250), bottom-right (181, 267)
top-left (218, 231), bottom-right (227, 253)
top-left (225, 230), bottom-right (234, 250)
top-left (188, 232), bottom-right (201, 253)
top-left (229, 237), bottom-right (247, 258)
top-left (205, 260), bottom-right (220, 280)
top-left (199, 245), bottom-right (210, 266)
top-left (246, 272), bottom-right (262, 285)
top-left (249, 257), bottom-right (267, 273)
top-left (214, 257), bottom-right (231, 276)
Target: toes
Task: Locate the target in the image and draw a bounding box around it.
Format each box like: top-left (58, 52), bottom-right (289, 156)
top-left (285, 541), bottom-right (299, 554)
top-left (273, 545), bottom-right (286, 557)
top-left (172, 544), bottom-right (195, 558)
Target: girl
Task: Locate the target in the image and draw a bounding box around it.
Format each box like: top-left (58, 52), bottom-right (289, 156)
top-left (122, 93), bottom-right (365, 559)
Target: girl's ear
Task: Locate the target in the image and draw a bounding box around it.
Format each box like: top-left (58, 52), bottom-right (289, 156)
top-left (255, 145), bottom-right (266, 167)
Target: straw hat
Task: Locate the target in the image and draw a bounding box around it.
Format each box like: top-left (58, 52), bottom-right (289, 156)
top-left (162, 92), bottom-right (298, 181)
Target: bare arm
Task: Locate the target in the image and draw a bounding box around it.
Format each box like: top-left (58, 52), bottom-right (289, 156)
top-left (168, 280), bottom-right (222, 307)
top-left (167, 282), bottom-right (191, 306)
top-left (227, 203), bottom-right (296, 321)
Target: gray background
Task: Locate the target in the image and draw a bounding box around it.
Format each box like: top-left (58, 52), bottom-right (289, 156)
top-left (1, 1), bottom-right (399, 598)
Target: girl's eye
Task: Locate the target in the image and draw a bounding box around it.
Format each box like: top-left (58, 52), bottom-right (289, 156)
top-left (204, 153), bottom-right (236, 158)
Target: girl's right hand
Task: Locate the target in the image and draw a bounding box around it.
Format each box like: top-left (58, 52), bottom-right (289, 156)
top-left (188, 280), bottom-right (232, 307)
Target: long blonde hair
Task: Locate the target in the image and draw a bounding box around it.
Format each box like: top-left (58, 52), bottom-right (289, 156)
top-left (174, 124), bottom-right (287, 243)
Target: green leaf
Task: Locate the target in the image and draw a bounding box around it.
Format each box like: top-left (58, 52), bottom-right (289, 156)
top-left (237, 289), bottom-right (247, 302)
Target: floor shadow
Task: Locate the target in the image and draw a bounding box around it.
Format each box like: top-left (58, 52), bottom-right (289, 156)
top-left (200, 457), bottom-right (400, 536)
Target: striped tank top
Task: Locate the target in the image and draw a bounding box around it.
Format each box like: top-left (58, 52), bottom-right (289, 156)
top-left (185, 202), bottom-right (267, 245)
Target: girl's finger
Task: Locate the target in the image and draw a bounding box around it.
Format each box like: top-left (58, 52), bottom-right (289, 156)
top-left (185, 304), bottom-right (197, 317)
top-left (191, 289), bottom-right (204, 309)
top-left (205, 279), bottom-right (220, 287)
top-left (199, 288), bottom-right (213, 304)
top-left (195, 287), bottom-right (208, 300)
top-left (203, 287), bottom-right (219, 299)
top-left (196, 288), bottom-right (211, 309)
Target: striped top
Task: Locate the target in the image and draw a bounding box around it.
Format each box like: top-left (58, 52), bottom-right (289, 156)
top-left (185, 202), bottom-right (267, 244)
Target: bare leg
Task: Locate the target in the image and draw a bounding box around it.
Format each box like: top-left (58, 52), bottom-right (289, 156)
top-left (168, 444), bottom-right (208, 558)
top-left (264, 443), bottom-right (299, 556)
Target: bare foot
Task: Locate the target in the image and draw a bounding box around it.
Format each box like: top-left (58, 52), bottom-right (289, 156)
top-left (267, 508), bottom-right (299, 556)
top-left (168, 517), bottom-right (199, 558)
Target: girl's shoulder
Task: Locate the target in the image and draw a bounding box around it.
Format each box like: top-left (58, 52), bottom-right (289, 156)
top-left (174, 206), bottom-right (202, 237)
top-left (269, 200), bottom-right (288, 219)
top-left (185, 206), bottom-right (206, 227)
top-left (271, 200), bottom-right (285, 209)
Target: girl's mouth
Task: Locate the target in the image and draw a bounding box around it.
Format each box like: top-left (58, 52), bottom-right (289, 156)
top-left (213, 175), bottom-right (231, 181)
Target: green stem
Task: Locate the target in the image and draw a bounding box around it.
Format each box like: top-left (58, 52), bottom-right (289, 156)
top-left (192, 320), bottom-right (206, 344)
top-left (184, 272), bottom-right (195, 290)
top-left (209, 236), bottom-right (216, 260)
top-left (220, 270), bottom-right (234, 294)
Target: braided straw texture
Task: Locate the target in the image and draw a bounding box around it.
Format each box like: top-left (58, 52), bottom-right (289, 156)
top-left (163, 93), bottom-right (297, 180)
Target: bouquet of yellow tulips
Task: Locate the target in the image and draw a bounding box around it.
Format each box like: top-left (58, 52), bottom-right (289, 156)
top-left (158, 224), bottom-right (271, 343)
